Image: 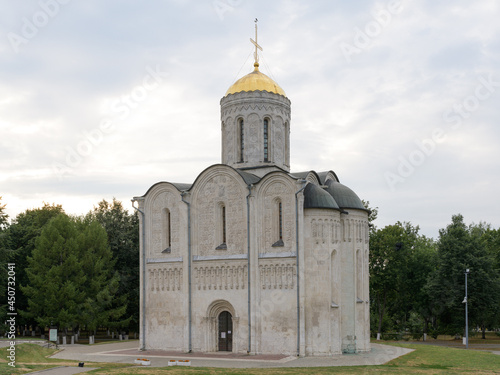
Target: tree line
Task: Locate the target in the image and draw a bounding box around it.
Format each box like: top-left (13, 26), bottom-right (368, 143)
top-left (0, 197), bottom-right (139, 337)
top-left (1, 196), bottom-right (499, 340)
top-left (366, 202), bottom-right (500, 339)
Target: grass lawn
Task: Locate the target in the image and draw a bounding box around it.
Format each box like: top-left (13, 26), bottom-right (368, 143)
top-left (1, 342), bottom-right (499, 374)
top-left (0, 344), bottom-right (131, 375)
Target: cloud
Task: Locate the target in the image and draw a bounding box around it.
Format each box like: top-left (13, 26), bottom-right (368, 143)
top-left (1, 0), bottom-right (499, 238)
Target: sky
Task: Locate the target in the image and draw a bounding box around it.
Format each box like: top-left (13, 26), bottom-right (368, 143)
top-left (1, 0), bottom-right (499, 239)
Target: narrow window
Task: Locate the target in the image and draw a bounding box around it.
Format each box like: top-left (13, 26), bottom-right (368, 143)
top-left (272, 200), bottom-right (284, 247)
top-left (278, 202), bottom-right (283, 240)
top-left (239, 118), bottom-right (244, 162)
top-left (263, 118), bottom-right (269, 162)
top-left (222, 205), bottom-right (227, 244)
top-left (167, 210), bottom-right (171, 248)
top-left (162, 209), bottom-right (171, 253)
top-left (216, 204), bottom-right (227, 250)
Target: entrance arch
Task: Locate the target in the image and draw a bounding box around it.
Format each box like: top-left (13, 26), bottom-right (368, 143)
top-left (205, 300), bottom-right (238, 352)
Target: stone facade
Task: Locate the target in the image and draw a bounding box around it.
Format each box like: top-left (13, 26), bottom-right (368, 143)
top-left (134, 63), bottom-right (370, 356)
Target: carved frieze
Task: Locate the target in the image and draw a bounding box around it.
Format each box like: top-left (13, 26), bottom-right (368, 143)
top-left (194, 264), bottom-right (247, 290)
top-left (259, 262), bottom-right (296, 290)
top-left (148, 266), bottom-right (183, 292)
top-left (311, 218), bottom-right (342, 245)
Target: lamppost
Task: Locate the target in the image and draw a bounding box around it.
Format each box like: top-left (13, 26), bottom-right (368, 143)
top-left (463, 268), bottom-right (470, 349)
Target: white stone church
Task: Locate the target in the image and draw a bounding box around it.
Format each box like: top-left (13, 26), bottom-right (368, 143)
top-left (133, 35), bottom-right (370, 356)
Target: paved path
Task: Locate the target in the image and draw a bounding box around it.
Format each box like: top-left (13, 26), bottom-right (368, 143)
top-left (50, 341), bottom-right (414, 369)
top-left (26, 366), bottom-right (98, 375)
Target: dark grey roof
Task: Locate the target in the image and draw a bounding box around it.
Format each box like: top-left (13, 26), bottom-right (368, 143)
top-left (289, 170), bottom-right (320, 182)
top-left (303, 183), bottom-right (340, 210)
top-left (317, 171), bottom-right (339, 184)
top-left (235, 170), bottom-right (261, 185)
top-left (171, 183), bottom-right (192, 191)
top-left (139, 181), bottom-right (192, 197)
top-left (324, 179), bottom-right (367, 211)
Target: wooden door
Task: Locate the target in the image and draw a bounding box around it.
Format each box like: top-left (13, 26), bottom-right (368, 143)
top-left (218, 311), bottom-right (233, 351)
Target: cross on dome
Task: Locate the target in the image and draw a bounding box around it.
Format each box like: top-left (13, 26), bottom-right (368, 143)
top-left (250, 18), bottom-right (263, 69)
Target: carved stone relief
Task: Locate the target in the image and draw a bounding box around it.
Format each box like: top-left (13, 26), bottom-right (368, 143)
top-left (194, 264), bottom-right (247, 290)
top-left (274, 120), bottom-right (284, 165)
top-left (259, 261), bottom-right (296, 290)
top-left (223, 117), bottom-right (235, 165)
top-left (195, 172), bottom-right (246, 257)
top-left (148, 266), bottom-right (183, 292)
top-left (263, 181), bottom-right (294, 252)
top-left (311, 218), bottom-right (342, 245)
top-left (150, 190), bottom-right (179, 256)
top-left (247, 113), bottom-right (260, 161)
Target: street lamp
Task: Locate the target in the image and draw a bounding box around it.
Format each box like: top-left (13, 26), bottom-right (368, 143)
top-left (463, 269), bottom-right (470, 349)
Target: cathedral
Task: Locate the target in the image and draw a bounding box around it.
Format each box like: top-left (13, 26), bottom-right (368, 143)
top-left (133, 30), bottom-right (370, 356)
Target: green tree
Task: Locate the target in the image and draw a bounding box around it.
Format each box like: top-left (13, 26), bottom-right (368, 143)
top-left (21, 214), bottom-right (85, 330)
top-left (370, 222), bottom-right (409, 338)
top-left (0, 196), bottom-right (8, 230)
top-left (22, 213), bottom-right (126, 334)
top-left (483, 228), bottom-right (500, 270)
top-left (404, 235), bottom-right (437, 337)
top-left (370, 221), bottom-right (436, 338)
top-left (426, 215), bottom-right (500, 337)
top-left (7, 203), bottom-right (64, 330)
top-left (0, 197), bottom-right (11, 331)
top-left (362, 200), bottom-right (378, 235)
top-left (77, 217), bottom-right (128, 334)
top-left (86, 199), bottom-right (139, 332)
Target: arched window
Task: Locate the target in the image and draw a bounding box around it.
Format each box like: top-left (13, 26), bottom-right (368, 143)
top-left (216, 203), bottom-right (227, 250)
top-left (162, 208), bottom-right (171, 253)
top-left (278, 201), bottom-right (283, 240)
top-left (222, 205), bottom-right (227, 244)
top-left (272, 200), bottom-right (284, 247)
top-left (238, 118), bottom-right (244, 162)
top-left (263, 118), bottom-right (269, 162)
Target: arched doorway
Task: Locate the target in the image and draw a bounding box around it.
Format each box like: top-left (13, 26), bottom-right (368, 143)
top-left (205, 300), bottom-right (238, 352)
top-left (218, 311), bottom-right (233, 351)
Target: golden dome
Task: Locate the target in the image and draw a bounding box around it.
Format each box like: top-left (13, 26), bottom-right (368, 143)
top-left (225, 63), bottom-right (286, 97)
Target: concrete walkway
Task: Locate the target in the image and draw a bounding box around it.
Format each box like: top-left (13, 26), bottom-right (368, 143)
top-left (49, 341), bottom-right (414, 369)
top-left (27, 366), bottom-right (98, 375)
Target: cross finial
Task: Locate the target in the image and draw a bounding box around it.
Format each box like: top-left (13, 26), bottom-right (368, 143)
top-left (250, 18), bottom-right (262, 69)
